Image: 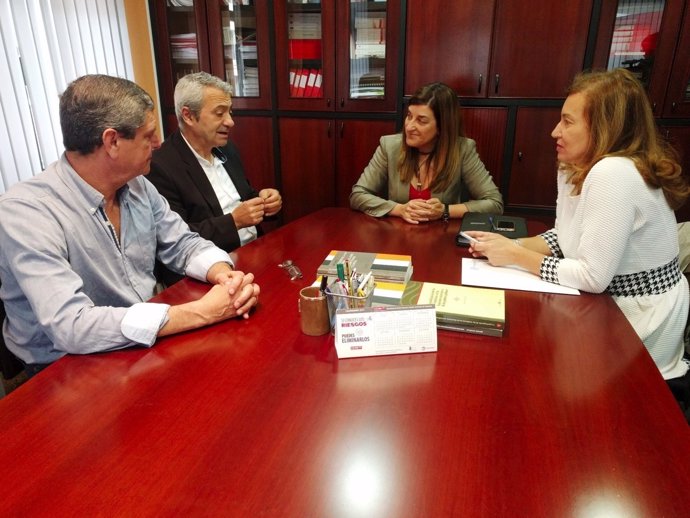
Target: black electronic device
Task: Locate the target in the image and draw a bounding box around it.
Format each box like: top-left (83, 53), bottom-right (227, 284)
top-left (455, 213), bottom-right (528, 247)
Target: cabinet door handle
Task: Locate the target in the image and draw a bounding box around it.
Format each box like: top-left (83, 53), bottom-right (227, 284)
top-left (517, 151), bottom-right (523, 162)
top-left (494, 74), bottom-right (500, 94)
top-left (327, 122), bottom-right (332, 138)
top-left (477, 74), bottom-right (483, 93)
top-left (672, 101), bottom-right (677, 112)
top-left (340, 98), bottom-right (345, 108)
top-left (339, 122), bottom-right (344, 138)
top-left (327, 98), bottom-right (331, 107)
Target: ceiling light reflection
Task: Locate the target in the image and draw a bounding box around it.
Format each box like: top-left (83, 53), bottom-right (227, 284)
top-left (338, 453), bottom-right (389, 516)
top-left (574, 490), bottom-right (641, 518)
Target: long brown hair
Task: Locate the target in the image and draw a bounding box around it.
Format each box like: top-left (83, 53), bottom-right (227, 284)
top-left (399, 82), bottom-right (465, 192)
top-left (562, 68), bottom-right (688, 209)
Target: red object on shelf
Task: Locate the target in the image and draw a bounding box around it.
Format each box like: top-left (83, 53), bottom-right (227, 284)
top-left (289, 39), bottom-right (322, 60)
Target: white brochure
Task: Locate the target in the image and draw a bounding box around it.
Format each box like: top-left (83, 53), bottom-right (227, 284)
top-left (334, 304), bottom-right (438, 359)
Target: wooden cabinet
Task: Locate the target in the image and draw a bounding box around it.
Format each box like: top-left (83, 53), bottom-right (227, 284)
top-left (148, 0), bottom-right (272, 134)
top-left (274, 0), bottom-right (400, 112)
top-left (404, 1), bottom-right (494, 97)
top-left (279, 118), bottom-right (395, 222)
top-left (405, 0), bottom-right (593, 98)
top-left (507, 107), bottom-right (561, 210)
top-left (147, 2), bottom-right (689, 222)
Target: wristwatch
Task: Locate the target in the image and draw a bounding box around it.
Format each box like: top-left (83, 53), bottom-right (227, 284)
top-left (442, 203), bottom-right (450, 222)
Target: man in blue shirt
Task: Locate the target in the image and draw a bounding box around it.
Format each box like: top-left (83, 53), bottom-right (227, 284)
top-left (0, 74), bottom-right (260, 376)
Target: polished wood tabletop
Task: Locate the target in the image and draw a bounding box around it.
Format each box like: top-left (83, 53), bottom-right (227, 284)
top-left (1, 208), bottom-right (689, 517)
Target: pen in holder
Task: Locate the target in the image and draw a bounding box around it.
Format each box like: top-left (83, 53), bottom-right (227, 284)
top-left (325, 279), bottom-right (376, 334)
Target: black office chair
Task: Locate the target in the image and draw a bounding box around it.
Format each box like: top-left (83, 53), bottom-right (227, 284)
top-left (0, 280), bottom-right (24, 380)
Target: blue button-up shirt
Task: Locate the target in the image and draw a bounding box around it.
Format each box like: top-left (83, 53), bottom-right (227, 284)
top-left (0, 154), bottom-right (231, 364)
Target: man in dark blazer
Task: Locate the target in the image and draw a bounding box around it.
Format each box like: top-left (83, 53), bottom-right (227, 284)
top-left (148, 72), bottom-right (281, 285)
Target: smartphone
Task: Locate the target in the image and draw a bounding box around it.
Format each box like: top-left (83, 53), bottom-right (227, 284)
top-left (495, 220), bottom-right (515, 232)
top-left (459, 231), bottom-right (479, 244)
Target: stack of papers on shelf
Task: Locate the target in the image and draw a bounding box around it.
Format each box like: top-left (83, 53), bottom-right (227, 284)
top-left (401, 281), bottom-right (505, 336)
top-left (170, 33), bottom-right (198, 60)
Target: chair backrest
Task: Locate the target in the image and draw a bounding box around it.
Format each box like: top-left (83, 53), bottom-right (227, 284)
top-left (0, 280), bottom-right (24, 379)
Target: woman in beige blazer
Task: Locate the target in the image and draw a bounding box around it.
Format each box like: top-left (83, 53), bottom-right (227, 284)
top-left (350, 82), bottom-right (503, 224)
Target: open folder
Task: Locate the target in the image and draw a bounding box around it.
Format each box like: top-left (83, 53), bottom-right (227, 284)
top-left (461, 258), bottom-right (580, 295)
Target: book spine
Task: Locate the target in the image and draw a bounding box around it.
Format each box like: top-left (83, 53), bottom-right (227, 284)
top-left (435, 312), bottom-right (504, 330)
top-left (436, 323), bottom-right (504, 337)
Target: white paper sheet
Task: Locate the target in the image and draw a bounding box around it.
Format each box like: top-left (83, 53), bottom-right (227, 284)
top-left (461, 258), bottom-right (580, 295)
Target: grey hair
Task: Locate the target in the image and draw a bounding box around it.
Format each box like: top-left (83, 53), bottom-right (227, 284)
top-left (174, 72), bottom-right (233, 127)
top-left (60, 74), bottom-right (154, 154)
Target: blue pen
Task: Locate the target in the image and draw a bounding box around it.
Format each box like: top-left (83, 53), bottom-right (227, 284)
top-left (489, 216), bottom-right (495, 231)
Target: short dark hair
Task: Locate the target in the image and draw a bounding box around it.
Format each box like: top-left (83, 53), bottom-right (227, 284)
top-left (60, 74), bottom-right (154, 154)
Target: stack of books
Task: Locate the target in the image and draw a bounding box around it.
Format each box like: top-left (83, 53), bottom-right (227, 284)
top-left (316, 250), bottom-right (413, 306)
top-left (317, 250), bottom-right (413, 284)
top-left (401, 281), bottom-right (505, 336)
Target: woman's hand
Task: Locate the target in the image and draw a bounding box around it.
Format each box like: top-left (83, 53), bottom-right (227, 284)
top-left (466, 231), bottom-right (519, 267)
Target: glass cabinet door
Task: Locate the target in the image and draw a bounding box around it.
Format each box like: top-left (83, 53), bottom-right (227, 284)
top-left (275, 0), bottom-right (334, 110)
top-left (594, 0), bottom-right (685, 115)
top-left (275, 0), bottom-right (398, 112)
top-left (207, 1), bottom-right (271, 109)
top-left (221, 1), bottom-right (258, 97)
top-left (337, 0), bottom-right (399, 112)
top-left (348, 1), bottom-right (387, 100)
top-left (164, 0), bottom-right (208, 82)
top-left (603, 0), bottom-right (666, 89)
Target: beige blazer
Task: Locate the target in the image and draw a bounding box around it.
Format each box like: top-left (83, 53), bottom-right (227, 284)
top-left (349, 134), bottom-right (503, 217)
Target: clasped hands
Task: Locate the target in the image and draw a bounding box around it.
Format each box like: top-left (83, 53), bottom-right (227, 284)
top-left (397, 198), bottom-right (444, 224)
top-left (203, 265), bottom-right (260, 321)
top-left (232, 188), bottom-right (282, 228)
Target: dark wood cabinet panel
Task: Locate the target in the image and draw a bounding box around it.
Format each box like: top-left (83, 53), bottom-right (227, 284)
top-left (663, 5), bottom-right (690, 117)
top-left (228, 116), bottom-right (275, 192)
top-left (404, 0), bottom-right (495, 97)
top-left (279, 118), bottom-right (336, 222)
top-left (462, 107), bottom-right (508, 193)
top-left (490, 0), bottom-right (593, 98)
top-left (507, 107), bottom-right (561, 209)
top-left (335, 120), bottom-right (396, 207)
top-left (663, 126), bottom-right (690, 222)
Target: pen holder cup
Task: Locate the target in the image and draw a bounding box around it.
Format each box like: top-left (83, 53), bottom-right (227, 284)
top-left (298, 286), bottom-right (330, 336)
top-left (326, 284), bottom-right (376, 334)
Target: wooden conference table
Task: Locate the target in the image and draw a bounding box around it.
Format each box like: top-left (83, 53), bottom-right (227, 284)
top-left (1, 208), bottom-right (690, 517)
